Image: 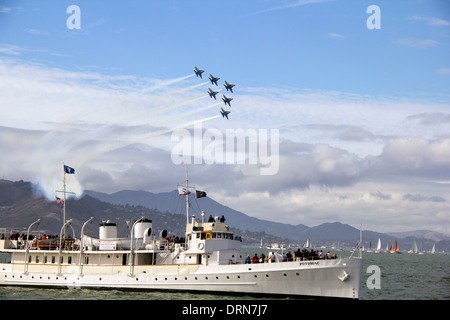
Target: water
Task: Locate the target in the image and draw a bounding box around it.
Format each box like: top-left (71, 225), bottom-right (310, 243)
top-left (0, 248), bottom-right (448, 300)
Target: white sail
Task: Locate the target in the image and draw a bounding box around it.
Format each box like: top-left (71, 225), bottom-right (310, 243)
top-left (431, 243), bottom-right (435, 254)
top-left (376, 238), bottom-right (382, 251)
top-left (413, 240), bottom-right (418, 253)
top-left (305, 238), bottom-right (310, 248)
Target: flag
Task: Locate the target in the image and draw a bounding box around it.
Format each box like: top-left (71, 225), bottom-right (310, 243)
top-left (196, 190), bottom-right (207, 199)
top-left (178, 186), bottom-right (190, 195)
top-left (64, 165), bottom-right (75, 174)
top-left (56, 197), bottom-right (64, 205)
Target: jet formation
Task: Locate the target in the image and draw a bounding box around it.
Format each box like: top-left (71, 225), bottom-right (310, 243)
top-left (194, 66), bottom-right (204, 79)
top-left (194, 66), bottom-right (235, 120)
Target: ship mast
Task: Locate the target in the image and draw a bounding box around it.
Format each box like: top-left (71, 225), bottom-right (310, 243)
top-left (185, 163), bottom-right (189, 225)
top-left (55, 163), bottom-right (75, 234)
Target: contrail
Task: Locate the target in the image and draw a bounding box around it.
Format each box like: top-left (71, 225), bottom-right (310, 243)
top-left (76, 115), bottom-right (220, 167)
top-left (34, 75), bottom-right (204, 167)
top-left (96, 80), bottom-right (209, 125)
top-left (37, 74), bottom-right (196, 149)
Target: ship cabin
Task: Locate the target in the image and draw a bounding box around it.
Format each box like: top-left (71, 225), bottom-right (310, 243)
top-left (0, 213), bottom-right (244, 273)
top-left (181, 213), bottom-right (244, 266)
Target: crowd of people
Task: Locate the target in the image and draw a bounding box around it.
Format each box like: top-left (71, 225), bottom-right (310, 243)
top-left (245, 248), bottom-right (338, 264)
top-left (1, 232), bottom-right (59, 241)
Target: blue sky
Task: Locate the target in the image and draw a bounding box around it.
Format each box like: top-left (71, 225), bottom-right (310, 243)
top-left (1, 0), bottom-right (449, 97)
top-left (0, 0), bottom-right (449, 234)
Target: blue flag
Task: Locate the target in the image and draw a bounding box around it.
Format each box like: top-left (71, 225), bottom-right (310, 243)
top-left (64, 165), bottom-right (75, 174)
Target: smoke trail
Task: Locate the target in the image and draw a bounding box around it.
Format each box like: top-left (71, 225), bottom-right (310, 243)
top-left (29, 73), bottom-right (216, 200)
top-left (76, 115), bottom-right (220, 167)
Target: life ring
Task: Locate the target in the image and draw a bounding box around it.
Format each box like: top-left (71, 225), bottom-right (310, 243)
top-left (197, 242), bottom-right (204, 250)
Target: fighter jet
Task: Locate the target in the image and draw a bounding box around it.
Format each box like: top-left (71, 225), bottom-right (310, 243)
top-left (222, 94), bottom-right (233, 107)
top-left (194, 66), bottom-right (205, 79)
top-left (223, 81), bottom-right (235, 93)
top-left (220, 107), bottom-right (230, 120)
top-left (209, 74), bottom-right (220, 86)
top-left (208, 88), bottom-right (219, 100)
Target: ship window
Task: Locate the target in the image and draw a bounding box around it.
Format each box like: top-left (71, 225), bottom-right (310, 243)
top-left (68, 256), bottom-right (72, 264)
top-left (28, 256), bottom-right (32, 263)
top-left (35, 256), bottom-right (39, 263)
top-left (60, 257), bottom-right (63, 264)
top-left (44, 256), bottom-right (48, 264)
top-left (52, 256), bottom-right (56, 264)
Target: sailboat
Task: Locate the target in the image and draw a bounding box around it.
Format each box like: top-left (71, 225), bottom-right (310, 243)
top-left (366, 242), bottom-right (373, 253)
top-left (375, 238), bottom-right (382, 253)
top-left (408, 240), bottom-right (418, 254)
top-left (305, 238), bottom-right (311, 249)
top-left (431, 243), bottom-right (436, 254)
top-left (389, 239), bottom-right (400, 253)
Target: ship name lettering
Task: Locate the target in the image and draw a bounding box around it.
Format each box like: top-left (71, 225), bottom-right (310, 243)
top-left (299, 261), bottom-right (319, 266)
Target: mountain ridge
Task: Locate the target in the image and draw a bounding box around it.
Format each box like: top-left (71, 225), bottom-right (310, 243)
top-left (1, 179), bottom-right (449, 252)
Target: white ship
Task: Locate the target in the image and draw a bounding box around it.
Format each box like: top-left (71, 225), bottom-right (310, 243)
top-left (0, 166), bottom-right (363, 299)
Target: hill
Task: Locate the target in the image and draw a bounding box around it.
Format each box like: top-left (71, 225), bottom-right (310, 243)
top-left (1, 179), bottom-right (449, 252)
top-left (86, 189), bottom-right (310, 241)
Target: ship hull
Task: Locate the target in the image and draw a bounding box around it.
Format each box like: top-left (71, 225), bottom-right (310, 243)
top-left (0, 257), bottom-right (363, 299)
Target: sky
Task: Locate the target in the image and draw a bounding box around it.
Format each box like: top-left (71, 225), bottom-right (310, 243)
top-left (0, 0), bottom-right (449, 234)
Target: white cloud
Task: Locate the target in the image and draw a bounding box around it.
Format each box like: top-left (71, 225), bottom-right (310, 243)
top-left (409, 15), bottom-right (449, 27)
top-left (438, 67), bottom-right (450, 75)
top-left (25, 28), bottom-right (49, 36)
top-left (395, 38), bottom-right (438, 49)
top-left (1, 56), bottom-right (449, 234)
top-left (0, 6), bottom-right (11, 13)
top-left (249, 0), bottom-right (334, 16)
top-left (326, 32), bottom-right (345, 39)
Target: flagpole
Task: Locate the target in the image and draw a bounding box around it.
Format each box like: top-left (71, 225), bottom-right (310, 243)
top-left (63, 163), bottom-right (66, 226)
top-left (185, 163), bottom-right (189, 225)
